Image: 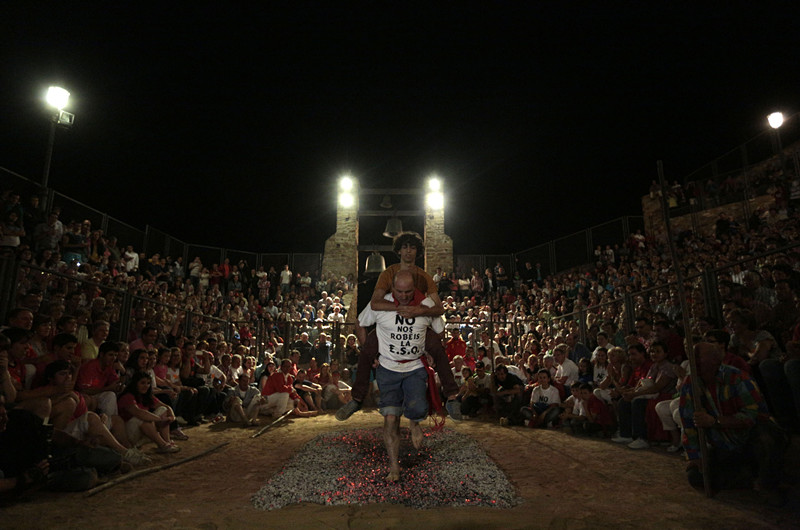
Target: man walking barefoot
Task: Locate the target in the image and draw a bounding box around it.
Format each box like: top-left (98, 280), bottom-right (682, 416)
top-left (356, 270), bottom-right (445, 481)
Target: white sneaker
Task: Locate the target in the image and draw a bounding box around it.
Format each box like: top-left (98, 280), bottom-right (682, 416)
top-left (627, 439), bottom-right (650, 449)
top-left (666, 444), bottom-right (683, 453)
top-left (123, 448), bottom-right (153, 466)
top-left (611, 436), bottom-right (633, 443)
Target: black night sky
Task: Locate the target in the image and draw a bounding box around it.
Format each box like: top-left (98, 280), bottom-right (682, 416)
top-left (1, 3), bottom-right (799, 254)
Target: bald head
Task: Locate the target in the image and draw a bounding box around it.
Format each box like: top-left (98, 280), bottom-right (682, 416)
top-left (392, 270), bottom-right (415, 306)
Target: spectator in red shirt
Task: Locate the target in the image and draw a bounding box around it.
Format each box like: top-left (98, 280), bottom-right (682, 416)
top-left (445, 328), bottom-right (466, 362)
top-left (76, 341), bottom-right (123, 416)
top-left (261, 358), bottom-right (314, 418)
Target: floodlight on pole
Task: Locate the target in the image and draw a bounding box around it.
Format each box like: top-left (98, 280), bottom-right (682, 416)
top-left (426, 176), bottom-right (444, 209)
top-left (767, 111), bottom-right (784, 154)
top-left (46, 86), bottom-right (70, 110)
top-left (42, 86), bottom-right (74, 190)
top-left (767, 112), bottom-right (784, 129)
top-left (338, 174), bottom-right (356, 208)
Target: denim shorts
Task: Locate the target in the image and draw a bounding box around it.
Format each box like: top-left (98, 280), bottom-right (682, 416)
top-left (376, 365), bottom-right (429, 422)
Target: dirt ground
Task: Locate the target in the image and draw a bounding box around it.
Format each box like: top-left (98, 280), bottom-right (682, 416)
top-left (3, 410), bottom-right (798, 529)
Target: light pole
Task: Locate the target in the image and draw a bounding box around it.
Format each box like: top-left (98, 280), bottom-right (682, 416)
top-left (42, 86), bottom-right (74, 189)
top-left (767, 111), bottom-right (784, 155)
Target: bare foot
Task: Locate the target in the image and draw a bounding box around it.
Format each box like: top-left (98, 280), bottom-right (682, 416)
top-left (410, 422), bottom-right (423, 450)
top-left (386, 469), bottom-right (400, 482)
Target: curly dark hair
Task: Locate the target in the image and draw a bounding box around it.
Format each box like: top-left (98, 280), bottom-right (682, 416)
top-left (392, 232), bottom-right (424, 256)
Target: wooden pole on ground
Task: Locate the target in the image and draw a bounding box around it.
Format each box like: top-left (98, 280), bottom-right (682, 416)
top-left (656, 160), bottom-right (713, 497)
top-left (251, 410), bottom-right (293, 438)
top-left (84, 442), bottom-right (229, 497)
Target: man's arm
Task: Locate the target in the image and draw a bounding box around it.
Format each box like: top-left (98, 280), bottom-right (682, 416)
top-left (355, 319), bottom-right (367, 346)
top-left (0, 353), bottom-right (17, 403)
top-left (495, 382), bottom-right (522, 397)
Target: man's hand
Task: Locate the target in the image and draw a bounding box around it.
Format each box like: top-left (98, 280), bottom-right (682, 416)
top-left (693, 410), bottom-right (716, 429)
top-left (396, 305), bottom-right (425, 318)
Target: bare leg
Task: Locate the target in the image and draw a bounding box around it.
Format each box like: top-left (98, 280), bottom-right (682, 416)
top-left (384, 414), bottom-right (400, 481)
top-left (158, 420), bottom-right (172, 444)
top-left (51, 393), bottom-right (78, 430)
top-left (226, 396), bottom-right (247, 424)
top-left (110, 415), bottom-right (133, 447)
top-left (86, 412), bottom-right (128, 453)
top-left (139, 421), bottom-right (170, 448)
top-left (409, 419), bottom-right (423, 450)
top-left (246, 397), bottom-right (265, 424)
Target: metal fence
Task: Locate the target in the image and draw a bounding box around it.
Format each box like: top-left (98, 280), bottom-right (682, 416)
top-left (549, 240), bottom-right (800, 349)
top-left (8, 260), bottom-right (235, 345)
top-left (683, 111), bottom-right (800, 187)
top-left (514, 216), bottom-right (644, 278)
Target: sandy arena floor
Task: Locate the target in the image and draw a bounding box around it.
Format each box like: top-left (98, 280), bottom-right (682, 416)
top-left (3, 410), bottom-right (798, 529)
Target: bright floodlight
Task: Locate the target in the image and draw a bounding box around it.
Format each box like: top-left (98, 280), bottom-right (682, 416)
top-left (46, 86), bottom-right (70, 110)
top-left (428, 177), bottom-right (441, 191)
top-left (426, 191), bottom-right (444, 210)
top-left (339, 192), bottom-right (354, 208)
top-left (768, 112), bottom-right (784, 129)
top-left (339, 176), bottom-right (353, 191)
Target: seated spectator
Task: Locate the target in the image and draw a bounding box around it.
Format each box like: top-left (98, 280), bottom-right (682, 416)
top-left (76, 341), bottom-right (123, 417)
top-left (680, 342), bottom-right (790, 505)
top-left (558, 382), bottom-right (586, 431)
top-left (455, 366), bottom-right (473, 403)
top-left (44, 360), bottom-right (149, 467)
top-left (653, 319), bottom-right (686, 362)
top-left (322, 370), bottom-right (351, 411)
top-left (727, 308), bottom-right (795, 427)
top-left (594, 346), bottom-right (630, 403)
top-left (79, 320), bottom-right (110, 362)
top-left (576, 382), bottom-right (615, 436)
top-left (225, 372), bottom-right (266, 426)
top-left (451, 355), bottom-right (466, 388)
top-left (117, 371), bottom-right (180, 453)
top-left (553, 345), bottom-right (579, 396)
top-left (256, 359), bottom-right (277, 393)
top-left (293, 369), bottom-right (323, 411)
top-left (445, 327), bottom-right (466, 362)
top-left (613, 341), bottom-right (676, 449)
top-left (591, 347), bottom-right (609, 388)
top-left (493, 364), bottom-right (524, 426)
top-left (577, 358), bottom-right (593, 384)
top-left (260, 358), bottom-right (315, 418)
top-left (163, 347), bottom-right (201, 425)
top-left (521, 369), bottom-right (561, 428)
top-left (461, 361), bottom-right (493, 417)
top-left (28, 315), bottom-right (52, 360)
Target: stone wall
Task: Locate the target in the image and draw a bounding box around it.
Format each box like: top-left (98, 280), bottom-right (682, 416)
top-left (642, 193), bottom-right (775, 241)
top-left (424, 206), bottom-right (454, 275)
top-left (321, 205), bottom-right (359, 284)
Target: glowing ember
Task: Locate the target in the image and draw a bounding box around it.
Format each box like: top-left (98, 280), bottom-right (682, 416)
top-left (252, 428), bottom-right (520, 510)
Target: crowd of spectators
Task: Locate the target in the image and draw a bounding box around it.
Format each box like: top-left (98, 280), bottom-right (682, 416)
top-left (648, 148), bottom-right (800, 211)
top-left (2, 158), bottom-right (799, 503)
